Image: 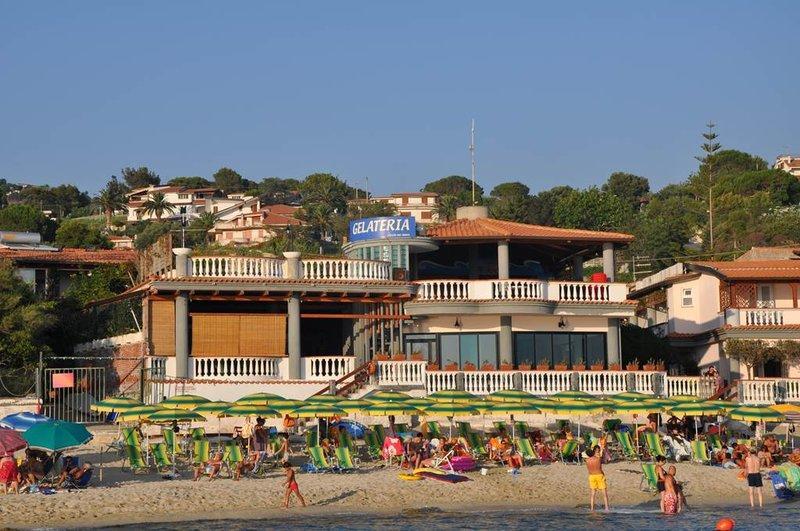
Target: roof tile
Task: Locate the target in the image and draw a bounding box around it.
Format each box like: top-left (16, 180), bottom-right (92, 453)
top-left (0, 248), bottom-right (136, 265)
top-left (425, 218), bottom-right (633, 243)
top-left (691, 260), bottom-right (800, 280)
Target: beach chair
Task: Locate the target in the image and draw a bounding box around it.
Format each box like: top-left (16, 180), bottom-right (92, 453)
top-left (62, 468), bottom-right (93, 489)
top-left (150, 442), bottom-right (172, 472)
top-left (602, 419), bottom-right (622, 432)
top-left (426, 421), bottom-right (443, 439)
top-left (514, 421), bottom-right (530, 437)
top-left (707, 434), bottom-right (723, 452)
top-left (690, 440), bottom-right (711, 464)
top-left (514, 437), bottom-right (540, 465)
top-left (370, 424), bottom-right (386, 443)
top-left (493, 421), bottom-right (508, 432)
top-left (640, 462), bottom-right (659, 492)
top-left (457, 421), bottom-right (472, 439)
top-left (307, 446), bottom-right (334, 472)
top-left (191, 427), bottom-right (206, 440)
top-left (643, 433), bottom-right (667, 460)
top-left (558, 439), bottom-right (580, 464)
top-left (614, 431), bottom-right (639, 461)
top-left (161, 428), bottom-right (182, 458)
top-left (393, 423), bottom-right (410, 435)
top-left (223, 442), bottom-right (244, 477)
top-left (121, 427), bottom-right (142, 447)
top-left (586, 433), bottom-right (599, 450)
top-left (364, 430), bottom-right (382, 460)
top-left (193, 439), bottom-right (210, 467)
top-left (123, 444), bottom-right (148, 473)
top-left (304, 428), bottom-right (318, 450)
top-left (465, 431), bottom-right (488, 459)
top-left (338, 430), bottom-right (357, 454)
top-left (335, 446), bottom-right (359, 472)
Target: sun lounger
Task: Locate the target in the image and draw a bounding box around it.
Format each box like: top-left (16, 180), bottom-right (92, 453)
top-left (426, 421), bottom-right (443, 438)
top-left (161, 428), bottom-right (182, 457)
top-left (364, 430), bottom-right (382, 460)
top-left (690, 440), bottom-right (710, 464)
top-left (514, 421), bottom-right (530, 437)
top-left (457, 421), bottom-right (472, 439)
top-left (370, 424), bottom-right (386, 443)
top-left (150, 442), bottom-right (172, 471)
top-left (493, 421), bottom-right (508, 432)
top-left (124, 444), bottom-right (148, 473)
top-left (335, 446), bottom-right (359, 472)
top-left (338, 430), bottom-right (357, 454)
top-left (222, 442), bottom-right (244, 477)
top-left (644, 432), bottom-right (667, 460)
top-left (558, 439), bottom-right (580, 464)
top-left (707, 434), bottom-right (723, 451)
top-left (193, 439), bottom-right (210, 467)
top-left (465, 431), bottom-right (487, 458)
top-left (121, 427), bottom-right (142, 447)
top-left (640, 462), bottom-right (659, 492)
top-left (191, 427), bottom-right (206, 440)
top-left (308, 446), bottom-right (334, 472)
top-left (393, 423), bottom-right (410, 435)
top-left (602, 419), bottom-right (622, 432)
top-left (615, 431), bottom-right (639, 461)
top-left (514, 437), bottom-right (540, 464)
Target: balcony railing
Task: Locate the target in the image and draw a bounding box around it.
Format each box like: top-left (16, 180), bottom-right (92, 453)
top-left (302, 356), bottom-right (355, 380)
top-left (375, 360), bottom-right (427, 387)
top-left (739, 378), bottom-right (800, 405)
top-left (727, 308), bottom-right (800, 327)
top-left (302, 258), bottom-right (391, 281)
top-left (664, 376), bottom-right (716, 398)
top-left (191, 356), bottom-right (281, 380)
top-left (413, 279), bottom-right (628, 303)
top-left (180, 256), bottom-right (392, 281)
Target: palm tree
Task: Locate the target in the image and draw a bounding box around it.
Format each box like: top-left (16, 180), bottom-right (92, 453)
top-left (191, 211), bottom-right (217, 244)
top-left (96, 188), bottom-right (126, 228)
top-left (435, 195), bottom-right (461, 222)
top-left (141, 192), bottom-right (176, 221)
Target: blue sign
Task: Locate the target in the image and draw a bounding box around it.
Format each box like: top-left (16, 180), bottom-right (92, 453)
top-left (348, 216), bottom-right (416, 242)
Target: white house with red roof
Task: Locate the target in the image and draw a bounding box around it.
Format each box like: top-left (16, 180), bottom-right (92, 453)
top-left (208, 203), bottom-right (303, 245)
top-left (774, 155), bottom-right (800, 178)
top-left (125, 185), bottom-right (251, 222)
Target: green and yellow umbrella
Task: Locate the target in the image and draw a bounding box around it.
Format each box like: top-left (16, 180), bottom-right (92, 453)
top-left (729, 406), bottom-right (785, 423)
top-left (266, 399), bottom-right (304, 414)
top-left (644, 398), bottom-right (678, 408)
top-left (771, 404), bottom-right (800, 415)
top-left (668, 401), bottom-right (724, 418)
top-left (362, 402), bottom-right (425, 417)
top-left (291, 404), bottom-right (348, 418)
top-left (609, 392), bottom-right (652, 403)
top-left (612, 402), bottom-right (664, 416)
top-left (488, 390), bottom-right (537, 403)
top-left (484, 402), bottom-right (540, 438)
top-left (146, 408), bottom-right (206, 423)
top-left (365, 391), bottom-right (412, 403)
top-left (116, 405), bottom-right (164, 422)
top-left (335, 399), bottom-right (375, 413)
top-left (552, 390), bottom-right (594, 401)
top-left (90, 397), bottom-right (142, 413)
top-left (192, 401), bottom-right (233, 417)
top-left (519, 397), bottom-right (558, 409)
top-left (404, 398), bottom-right (435, 409)
top-left (223, 405), bottom-right (280, 418)
top-left (305, 395), bottom-right (346, 405)
top-left (160, 394), bottom-right (210, 410)
top-left (669, 394), bottom-right (704, 403)
top-left (546, 400), bottom-right (609, 416)
top-left (234, 392), bottom-right (285, 405)
top-left (423, 402), bottom-right (480, 416)
top-left (465, 400), bottom-right (495, 414)
top-left (428, 390), bottom-right (478, 403)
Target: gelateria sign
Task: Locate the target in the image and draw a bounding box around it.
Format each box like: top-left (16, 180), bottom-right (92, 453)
top-left (348, 216), bottom-right (416, 242)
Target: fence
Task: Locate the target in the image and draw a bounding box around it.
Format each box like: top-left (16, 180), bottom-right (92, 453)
top-left (41, 367), bottom-right (106, 423)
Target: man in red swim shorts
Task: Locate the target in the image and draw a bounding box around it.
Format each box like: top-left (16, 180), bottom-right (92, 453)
top-left (283, 462), bottom-right (307, 508)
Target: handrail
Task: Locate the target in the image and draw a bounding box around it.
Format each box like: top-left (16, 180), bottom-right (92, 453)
top-left (311, 361), bottom-right (371, 397)
top-left (708, 379), bottom-right (738, 401)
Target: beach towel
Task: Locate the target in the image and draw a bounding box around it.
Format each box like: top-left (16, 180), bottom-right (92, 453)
top-left (769, 471), bottom-right (794, 500)
top-left (777, 463), bottom-right (800, 492)
top-left (450, 455), bottom-right (476, 472)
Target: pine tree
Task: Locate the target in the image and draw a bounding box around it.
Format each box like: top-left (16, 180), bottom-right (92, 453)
top-left (695, 123), bottom-right (721, 250)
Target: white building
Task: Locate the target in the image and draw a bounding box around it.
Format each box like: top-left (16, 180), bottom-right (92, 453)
top-left (366, 192), bottom-right (439, 225)
top-left (774, 155), bottom-right (800, 178)
top-left (126, 186), bottom-right (252, 223)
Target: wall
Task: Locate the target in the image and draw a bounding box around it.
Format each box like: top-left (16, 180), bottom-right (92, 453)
top-left (0, 397), bottom-right (39, 419)
top-left (667, 275), bottom-right (723, 334)
top-left (409, 314), bottom-right (611, 334)
top-left (73, 335), bottom-right (147, 397)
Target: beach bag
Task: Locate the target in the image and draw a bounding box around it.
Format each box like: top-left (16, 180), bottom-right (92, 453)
top-left (769, 471), bottom-right (794, 500)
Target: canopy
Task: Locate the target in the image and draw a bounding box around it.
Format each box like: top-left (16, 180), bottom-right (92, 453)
top-left (23, 420), bottom-right (93, 452)
top-left (552, 390), bottom-right (594, 401)
top-left (335, 399), bottom-right (375, 413)
top-left (223, 405), bottom-right (280, 418)
top-left (644, 398), bottom-right (678, 408)
top-left (304, 395), bottom-right (346, 405)
top-left (0, 412), bottom-right (50, 432)
top-left (729, 406), bottom-right (785, 423)
top-left (484, 402), bottom-right (540, 415)
top-left (403, 398), bottom-right (435, 409)
top-left (291, 404), bottom-right (348, 418)
top-left (116, 405), bottom-right (164, 422)
top-left (423, 403), bottom-right (480, 416)
top-left (146, 408), bottom-right (206, 423)
top-left (487, 390), bottom-right (537, 403)
top-left (265, 399), bottom-right (304, 414)
top-left (0, 428), bottom-right (28, 456)
top-left (365, 391), bottom-right (412, 403)
top-left (669, 394), bottom-right (704, 403)
top-left (191, 401), bottom-right (233, 417)
top-left (160, 394), bottom-right (210, 410)
top-left (234, 393), bottom-right (285, 405)
top-left (362, 403), bottom-right (424, 416)
top-left (546, 400), bottom-right (609, 416)
top-left (609, 392), bottom-right (652, 402)
top-left (428, 390), bottom-right (478, 403)
top-left (612, 403), bottom-right (664, 415)
top-left (668, 402), bottom-right (724, 418)
top-left (90, 397), bottom-right (142, 412)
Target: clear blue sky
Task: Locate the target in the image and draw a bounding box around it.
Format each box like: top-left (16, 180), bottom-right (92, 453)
top-left (1, 1), bottom-right (797, 195)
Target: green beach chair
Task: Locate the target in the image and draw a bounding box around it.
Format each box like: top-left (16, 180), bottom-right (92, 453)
top-left (124, 444), bottom-right (148, 473)
top-left (308, 446), bottom-right (333, 472)
top-left (690, 440), bottom-right (710, 464)
top-left (364, 430), bottom-right (382, 460)
top-left (493, 420), bottom-right (508, 432)
top-left (122, 427), bottom-right (142, 447)
top-left (615, 431), bottom-right (639, 461)
top-left (457, 421), bottom-right (472, 439)
top-left (558, 439), bottom-right (580, 464)
top-left (426, 421), bottom-right (443, 438)
top-left (514, 437), bottom-right (539, 464)
top-left (338, 430), bottom-right (356, 454)
top-left (150, 442), bottom-right (172, 471)
top-left (602, 419), bottom-right (622, 432)
top-left (644, 432), bottom-right (667, 460)
top-left (586, 433), bottom-right (599, 450)
top-left (305, 427), bottom-right (318, 449)
top-left (193, 439), bottom-right (210, 466)
top-left (191, 427), bottom-right (206, 440)
top-left (640, 462), bottom-right (659, 492)
top-left (335, 446), bottom-right (359, 472)
top-left (222, 442), bottom-right (244, 477)
top-left (393, 423), bottom-right (409, 435)
top-left (514, 421), bottom-right (530, 437)
top-left (161, 427), bottom-right (182, 457)
top-left (707, 434), bottom-right (723, 452)
top-left (370, 424), bottom-right (386, 443)
top-left (465, 431), bottom-right (487, 458)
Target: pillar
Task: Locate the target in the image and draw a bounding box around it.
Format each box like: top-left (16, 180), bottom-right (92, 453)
top-left (602, 243), bottom-right (615, 282)
top-left (172, 248), bottom-right (192, 379)
top-left (499, 315), bottom-right (513, 367)
top-left (606, 318), bottom-right (621, 367)
top-left (288, 293), bottom-right (301, 379)
top-left (573, 255), bottom-right (584, 281)
top-left (283, 251), bottom-right (301, 279)
top-left (497, 240), bottom-right (510, 280)
top-left (468, 245), bottom-right (480, 279)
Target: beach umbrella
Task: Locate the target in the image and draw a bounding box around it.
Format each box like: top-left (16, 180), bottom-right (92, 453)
top-left (552, 390), bottom-right (594, 401)
top-left (728, 406), bottom-right (785, 423)
top-left (428, 390), bottom-right (478, 403)
top-left (362, 403), bottom-right (424, 417)
top-left (90, 397), bottom-right (142, 413)
top-left (518, 397), bottom-right (558, 409)
top-left (116, 405), bottom-right (164, 422)
top-left (423, 402), bottom-right (480, 438)
top-left (365, 391), bottom-right (412, 403)
top-left (146, 408), bottom-right (206, 423)
top-left (160, 394), bottom-right (210, 410)
top-left (192, 401), bottom-right (233, 416)
top-left (335, 399), bottom-right (375, 413)
top-left (668, 394), bottom-right (704, 403)
top-left (403, 398), bottom-right (435, 408)
top-left (0, 428), bottom-right (27, 456)
top-left (612, 402), bottom-right (664, 415)
top-left (609, 392), bottom-right (652, 402)
top-left (266, 399), bottom-right (304, 414)
top-left (0, 412), bottom-right (50, 432)
top-left (291, 404), bottom-right (348, 446)
top-left (484, 402), bottom-right (540, 439)
top-left (305, 395), bottom-right (346, 405)
top-left (669, 402), bottom-right (725, 437)
top-left (23, 420), bottom-right (93, 452)
top-left (544, 400), bottom-right (609, 438)
top-left (234, 393), bottom-right (285, 405)
top-left (223, 405), bottom-right (280, 418)
top-left (488, 390), bottom-right (537, 403)
top-left (771, 404), bottom-right (800, 415)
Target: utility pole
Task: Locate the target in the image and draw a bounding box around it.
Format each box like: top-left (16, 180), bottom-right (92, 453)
top-left (469, 119), bottom-right (476, 205)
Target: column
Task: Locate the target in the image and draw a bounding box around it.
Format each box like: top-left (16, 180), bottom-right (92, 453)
top-left (497, 240), bottom-right (510, 280)
top-left (499, 315), bottom-right (513, 367)
top-left (173, 248), bottom-right (192, 379)
top-left (602, 243), bottom-right (615, 282)
top-left (283, 251), bottom-right (301, 279)
top-left (572, 255), bottom-right (584, 281)
top-left (287, 293), bottom-right (301, 379)
top-left (606, 318), bottom-right (621, 367)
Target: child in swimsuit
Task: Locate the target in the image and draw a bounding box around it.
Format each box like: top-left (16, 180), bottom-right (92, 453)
top-left (283, 462), bottom-right (307, 508)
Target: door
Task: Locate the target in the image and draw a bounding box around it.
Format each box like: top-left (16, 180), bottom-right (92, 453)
top-left (763, 359), bottom-right (783, 378)
top-left (757, 284), bottom-right (774, 308)
top-left (404, 334), bottom-right (437, 364)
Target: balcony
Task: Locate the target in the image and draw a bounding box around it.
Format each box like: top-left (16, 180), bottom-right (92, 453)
top-left (726, 308), bottom-right (800, 327)
top-left (174, 256), bottom-right (392, 282)
top-left (413, 279), bottom-right (629, 304)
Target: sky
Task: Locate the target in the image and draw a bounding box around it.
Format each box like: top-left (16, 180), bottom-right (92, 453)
top-left (1, 1), bottom-right (798, 196)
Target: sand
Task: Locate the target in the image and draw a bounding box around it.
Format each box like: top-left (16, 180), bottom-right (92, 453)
top-left (0, 441), bottom-right (771, 529)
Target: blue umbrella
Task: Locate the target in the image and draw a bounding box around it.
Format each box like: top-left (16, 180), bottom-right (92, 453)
top-left (0, 412), bottom-right (50, 431)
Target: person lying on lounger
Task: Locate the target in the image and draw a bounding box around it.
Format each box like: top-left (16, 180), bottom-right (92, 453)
top-left (57, 457), bottom-right (92, 487)
top-left (194, 451), bottom-right (223, 481)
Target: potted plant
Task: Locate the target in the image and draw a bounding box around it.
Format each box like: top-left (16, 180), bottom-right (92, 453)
top-left (463, 362), bottom-right (477, 371)
top-left (374, 353), bottom-right (390, 361)
top-left (518, 362), bottom-right (532, 371)
top-left (426, 363), bottom-right (440, 371)
top-left (626, 361), bottom-right (640, 371)
top-left (391, 352), bottom-right (406, 361)
top-left (573, 362), bottom-right (587, 371)
top-left (536, 361), bottom-right (550, 371)
top-left (655, 361), bottom-right (666, 371)
top-left (608, 363), bottom-right (621, 371)
top-left (410, 351), bottom-right (425, 361)
top-left (481, 362), bottom-right (496, 371)
top-left (499, 362), bottom-right (514, 371)
top-left (643, 358), bottom-right (656, 371)
top-left (444, 362), bottom-right (459, 371)
top-left (554, 362), bottom-right (568, 371)
top-left (590, 363), bottom-right (605, 371)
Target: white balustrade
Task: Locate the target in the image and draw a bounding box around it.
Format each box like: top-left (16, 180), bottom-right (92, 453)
top-left (302, 356), bottom-right (354, 380)
top-left (376, 361), bottom-right (427, 387)
top-left (462, 371), bottom-right (517, 395)
top-left (665, 376), bottom-right (716, 399)
top-left (552, 281), bottom-right (610, 302)
top-left (578, 371), bottom-right (628, 395)
top-left (189, 256), bottom-right (284, 279)
top-left (739, 378), bottom-right (800, 405)
top-left (519, 371), bottom-right (573, 395)
top-left (743, 309), bottom-right (784, 326)
top-left (415, 280), bottom-right (471, 301)
top-left (491, 280), bottom-right (543, 300)
top-left (426, 371), bottom-right (461, 393)
top-left (302, 259), bottom-right (391, 281)
top-left (414, 279), bottom-right (627, 303)
top-left (632, 371), bottom-right (666, 395)
top-left (191, 357), bottom-right (280, 380)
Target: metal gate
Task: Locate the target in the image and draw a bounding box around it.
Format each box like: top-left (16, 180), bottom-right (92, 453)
top-left (42, 367), bottom-right (106, 423)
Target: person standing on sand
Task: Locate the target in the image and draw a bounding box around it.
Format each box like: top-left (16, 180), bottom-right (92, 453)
top-left (585, 446), bottom-right (609, 512)
top-left (655, 455), bottom-right (667, 512)
top-left (283, 462), bottom-right (307, 508)
top-left (662, 465), bottom-right (682, 514)
top-left (745, 451), bottom-right (763, 508)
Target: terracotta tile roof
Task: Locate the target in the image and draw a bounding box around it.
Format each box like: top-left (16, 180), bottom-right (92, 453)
top-left (425, 218), bottom-right (634, 243)
top-left (729, 324), bottom-right (800, 331)
top-left (158, 276), bottom-right (412, 287)
top-left (0, 248), bottom-right (136, 265)
top-left (690, 260), bottom-right (800, 281)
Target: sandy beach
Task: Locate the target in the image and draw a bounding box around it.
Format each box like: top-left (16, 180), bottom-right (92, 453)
top-left (0, 441), bottom-right (772, 529)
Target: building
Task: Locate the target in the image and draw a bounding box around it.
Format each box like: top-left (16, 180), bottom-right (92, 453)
top-left (108, 235), bottom-right (134, 249)
top-left (774, 155), bottom-right (800, 178)
top-left (365, 192), bottom-right (440, 225)
top-left (126, 186), bottom-right (250, 223)
top-left (629, 252), bottom-right (800, 402)
top-left (208, 203), bottom-right (303, 246)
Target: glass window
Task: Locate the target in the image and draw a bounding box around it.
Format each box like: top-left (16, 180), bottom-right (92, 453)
top-left (440, 335), bottom-right (460, 369)
top-left (570, 334), bottom-right (585, 367)
top-left (514, 333), bottom-right (535, 368)
top-left (681, 288), bottom-right (693, 307)
top-left (534, 333), bottom-right (553, 368)
top-left (586, 333), bottom-right (606, 367)
top-left (552, 334), bottom-right (570, 366)
top-left (478, 334), bottom-right (497, 368)
top-left (460, 334), bottom-right (479, 368)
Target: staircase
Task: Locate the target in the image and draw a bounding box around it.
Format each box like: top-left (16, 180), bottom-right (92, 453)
top-left (310, 361), bottom-right (372, 398)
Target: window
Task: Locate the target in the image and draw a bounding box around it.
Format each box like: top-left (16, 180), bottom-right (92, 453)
top-left (681, 288), bottom-right (693, 307)
top-left (513, 332), bottom-right (607, 369)
top-left (178, 194), bottom-right (189, 199)
top-left (757, 285), bottom-right (774, 308)
top-left (437, 333), bottom-right (498, 369)
top-left (514, 333), bottom-right (535, 367)
top-left (585, 334), bottom-right (605, 367)
top-left (422, 196), bottom-right (429, 205)
top-left (534, 333), bottom-right (553, 367)
top-left (401, 196), bottom-right (409, 205)
top-left (440, 335), bottom-right (460, 368)
top-left (421, 211), bottom-right (432, 220)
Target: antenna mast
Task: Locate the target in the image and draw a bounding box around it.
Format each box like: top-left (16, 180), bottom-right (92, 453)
top-left (469, 118), bottom-right (476, 205)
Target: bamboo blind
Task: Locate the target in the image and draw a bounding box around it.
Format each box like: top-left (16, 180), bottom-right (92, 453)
top-left (191, 314), bottom-right (286, 357)
top-left (150, 300), bottom-right (175, 356)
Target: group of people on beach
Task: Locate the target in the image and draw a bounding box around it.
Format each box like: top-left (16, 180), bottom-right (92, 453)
top-left (0, 450), bottom-right (92, 494)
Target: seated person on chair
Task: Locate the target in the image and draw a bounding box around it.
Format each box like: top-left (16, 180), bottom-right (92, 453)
top-left (0, 454), bottom-right (19, 494)
top-left (18, 449), bottom-right (47, 487)
top-left (235, 450), bottom-right (261, 480)
top-left (59, 461), bottom-right (92, 488)
top-left (194, 450), bottom-right (223, 481)
top-left (764, 435), bottom-right (782, 463)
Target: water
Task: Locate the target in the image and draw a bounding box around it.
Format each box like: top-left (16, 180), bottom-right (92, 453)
top-left (107, 503), bottom-right (800, 530)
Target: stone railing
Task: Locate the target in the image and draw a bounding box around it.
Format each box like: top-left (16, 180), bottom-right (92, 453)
top-left (632, 371), bottom-right (666, 395)
top-left (413, 279), bottom-right (627, 303)
top-left (179, 256), bottom-right (392, 282)
top-left (302, 258), bottom-right (391, 281)
top-left (462, 371), bottom-right (517, 395)
top-left (578, 370), bottom-right (628, 395)
top-left (726, 308), bottom-right (800, 327)
top-left (425, 371), bottom-right (461, 394)
top-left (189, 256), bottom-right (285, 279)
top-left (664, 376), bottom-right (716, 398)
top-left (739, 378), bottom-right (800, 405)
top-left (519, 370), bottom-right (573, 395)
top-left (302, 356), bottom-right (355, 380)
top-left (191, 357), bottom-right (281, 381)
top-left (375, 360), bottom-right (427, 387)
